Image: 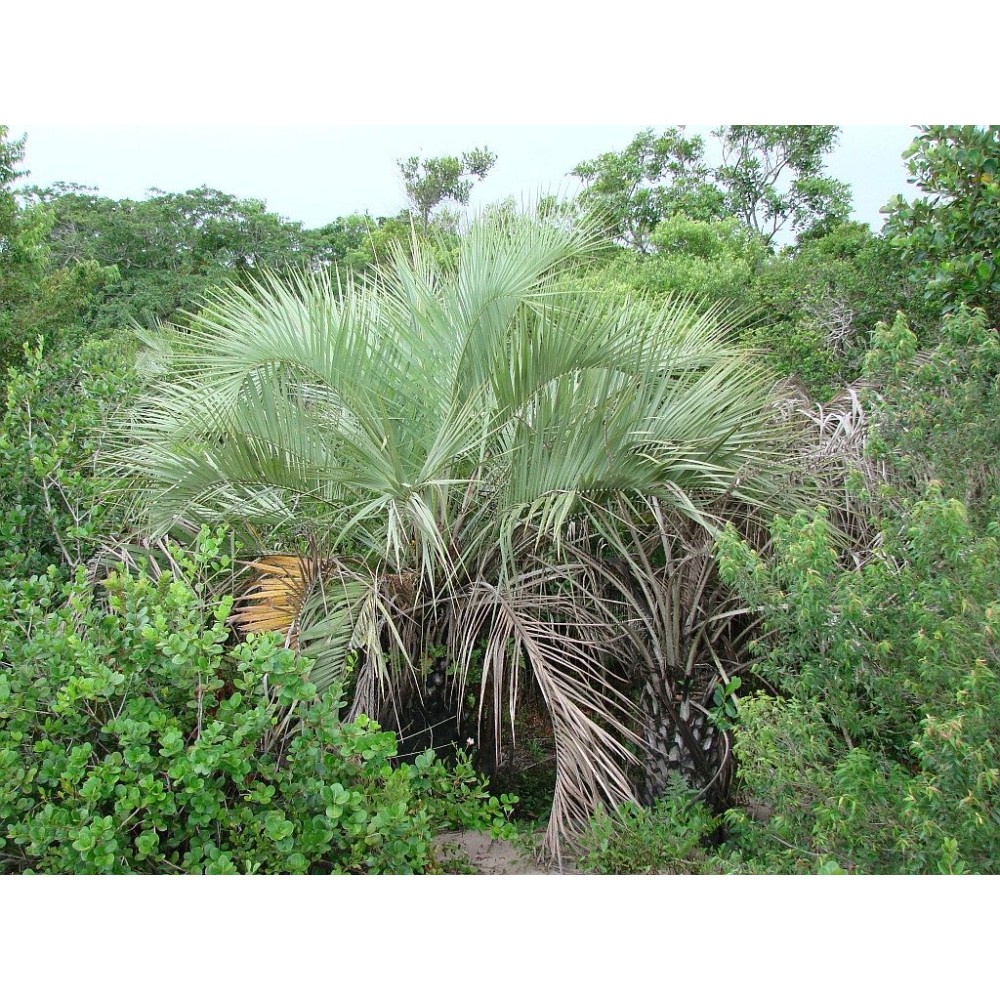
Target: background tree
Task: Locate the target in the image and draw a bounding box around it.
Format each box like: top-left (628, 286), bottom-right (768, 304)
top-left (0, 125), bottom-right (27, 250)
top-left (302, 212), bottom-right (394, 273)
top-left (582, 213), bottom-right (768, 316)
top-left (571, 128), bottom-right (724, 252)
top-left (884, 125), bottom-right (1000, 326)
top-left (397, 147), bottom-right (497, 233)
top-left (572, 126), bottom-right (852, 252)
top-left (1, 126), bottom-right (47, 372)
top-left (746, 222), bottom-right (922, 399)
top-left (24, 183), bottom-right (311, 327)
top-left (304, 210), bottom-right (462, 277)
top-left (713, 126), bottom-right (852, 245)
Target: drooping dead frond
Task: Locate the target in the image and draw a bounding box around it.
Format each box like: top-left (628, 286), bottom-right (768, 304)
top-left (230, 552), bottom-right (327, 645)
top-left (452, 570), bottom-right (640, 863)
top-left (774, 377), bottom-right (876, 470)
top-left (773, 377), bottom-right (885, 563)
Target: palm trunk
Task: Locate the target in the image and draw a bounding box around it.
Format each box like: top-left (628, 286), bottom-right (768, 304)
top-left (638, 674), bottom-right (724, 805)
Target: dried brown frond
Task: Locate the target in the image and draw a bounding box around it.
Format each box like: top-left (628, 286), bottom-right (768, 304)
top-left (230, 551), bottom-right (327, 646)
top-left (773, 377), bottom-right (885, 563)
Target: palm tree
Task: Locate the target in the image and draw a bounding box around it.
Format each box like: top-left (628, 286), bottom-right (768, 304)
top-left (115, 212), bottom-right (796, 859)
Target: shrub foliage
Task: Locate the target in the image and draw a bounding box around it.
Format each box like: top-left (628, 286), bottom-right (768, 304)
top-left (0, 530), bottom-right (513, 874)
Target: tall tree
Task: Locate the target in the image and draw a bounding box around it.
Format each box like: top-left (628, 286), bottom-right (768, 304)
top-left (1, 126), bottom-right (34, 298)
top-left (571, 128), bottom-right (723, 252)
top-left (303, 211), bottom-right (460, 276)
top-left (884, 125), bottom-right (1000, 325)
top-left (397, 147), bottom-right (497, 232)
top-left (1, 127), bottom-right (49, 373)
top-left (572, 125), bottom-right (852, 251)
top-left (25, 184), bottom-right (311, 326)
top-left (713, 126), bottom-right (852, 244)
top-left (0, 125), bottom-right (27, 245)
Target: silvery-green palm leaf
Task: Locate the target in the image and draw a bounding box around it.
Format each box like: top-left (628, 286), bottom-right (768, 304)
top-left (114, 211), bottom-right (797, 858)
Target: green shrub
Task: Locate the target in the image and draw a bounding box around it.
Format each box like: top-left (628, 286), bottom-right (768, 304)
top-left (717, 488), bottom-right (1000, 873)
top-left (884, 125), bottom-right (1000, 327)
top-left (865, 307), bottom-right (1000, 523)
top-left (585, 214), bottom-right (766, 315)
top-left (577, 776), bottom-right (720, 874)
top-left (0, 528), bottom-right (514, 874)
top-left (744, 224), bottom-right (919, 401)
top-left (0, 336), bottom-right (134, 579)
top-left (742, 319), bottom-right (843, 401)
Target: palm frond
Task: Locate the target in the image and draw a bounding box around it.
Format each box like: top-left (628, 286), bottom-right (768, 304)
top-left (230, 552), bottom-right (321, 639)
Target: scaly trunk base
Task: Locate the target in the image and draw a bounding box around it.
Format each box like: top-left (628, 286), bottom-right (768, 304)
top-left (638, 680), bottom-right (726, 807)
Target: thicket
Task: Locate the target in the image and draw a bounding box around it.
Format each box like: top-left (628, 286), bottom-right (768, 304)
top-left (572, 126), bottom-right (1000, 873)
top-left (0, 339), bottom-right (515, 873)
top-left (2, 123), bottom-right (998, 873)
top-left (0, 530), bottom-right (514, 873)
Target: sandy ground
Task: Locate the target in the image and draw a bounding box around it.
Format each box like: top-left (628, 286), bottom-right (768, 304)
top-left (431, 830), bottom-right (583, 875)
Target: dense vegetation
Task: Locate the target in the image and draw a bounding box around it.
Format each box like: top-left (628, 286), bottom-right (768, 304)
top-left (1, 123), bottom-right (998, 873)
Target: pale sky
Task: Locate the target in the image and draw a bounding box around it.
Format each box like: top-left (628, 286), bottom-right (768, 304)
top-left (4, 1), bottom-right (981, 244)
top-left (8, 124), bottom-right (918, 234)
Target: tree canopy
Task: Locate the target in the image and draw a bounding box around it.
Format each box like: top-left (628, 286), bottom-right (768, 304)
top-left (884, 125), bottom-right (1000, 325)
top-left (397, 146), bottom-right (497, 232)
top-left (572, 125), bottom-right (852, 251)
